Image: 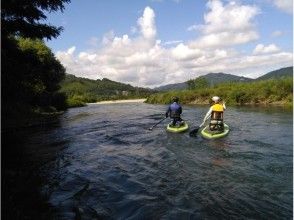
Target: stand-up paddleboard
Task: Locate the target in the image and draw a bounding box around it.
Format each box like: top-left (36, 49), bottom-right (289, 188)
top-left (166, 122), bottom-right (189, 133)
top-left (201, 123), bottom-right (229, 139)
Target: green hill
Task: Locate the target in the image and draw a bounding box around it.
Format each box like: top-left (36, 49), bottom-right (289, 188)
top-left (200, 73), bottom-right (252, 85)
top-left (154, 72), bottom-right (252, 91)
top-left (153, 82), bottom-right (187, 91)
top-left (257, 66), bottom-right (293, 80)
top-left (60, 74), bottom-right (154, 107)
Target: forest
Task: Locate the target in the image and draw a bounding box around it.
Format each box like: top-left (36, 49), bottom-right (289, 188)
top-left (60, 74), bottom-right (154, 107)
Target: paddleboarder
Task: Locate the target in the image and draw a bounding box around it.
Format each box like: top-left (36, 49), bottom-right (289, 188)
top-left (200, 96), bottom-right (226, 132)
top-left (165, 97), bottom-right (184, 127)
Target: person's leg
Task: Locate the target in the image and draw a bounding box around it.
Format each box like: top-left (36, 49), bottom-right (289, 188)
top-left (172, 118), bottom-right (177, 126)
top-left (209, 124), bottom-right (216, 131)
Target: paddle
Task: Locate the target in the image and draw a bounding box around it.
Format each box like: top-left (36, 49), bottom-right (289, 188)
top-left (148, 117), bottom-right (167, 130)
top-left (189, 122), bottom-right (204, 137)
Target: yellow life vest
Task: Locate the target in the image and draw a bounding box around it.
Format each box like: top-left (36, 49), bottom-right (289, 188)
top-left (210, 103), bottom-right (224, 131)
top-left (211, 103), bottom-right (224, 112)
top-left (211, 104), bottom-right (224, 121)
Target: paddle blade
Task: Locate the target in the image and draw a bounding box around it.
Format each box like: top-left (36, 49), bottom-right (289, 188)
top-left (189, 127), bottom-right (200, 137)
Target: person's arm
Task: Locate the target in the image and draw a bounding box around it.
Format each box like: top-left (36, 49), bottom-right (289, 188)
top-left (179, 106), bottom-right (182, 115)
top-left (200, 107), bottom-right (212, 127)
top-left (222, 101), bottom-right (226, 110)
top-left (165, 106), bottom-right (170, 118)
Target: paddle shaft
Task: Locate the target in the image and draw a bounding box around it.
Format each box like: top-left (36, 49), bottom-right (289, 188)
top-left (149, 117), bottom-right (166, 130)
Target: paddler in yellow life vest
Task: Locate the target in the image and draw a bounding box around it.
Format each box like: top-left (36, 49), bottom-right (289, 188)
top-left (200, 96), bottom-right (226, 132)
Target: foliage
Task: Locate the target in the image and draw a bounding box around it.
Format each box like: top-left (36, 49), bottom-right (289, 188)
top-left (2, 0), bottom-right (70, 130)
top-left (187, 77), bottom-right (209, 90)
top-left (146, 77), bottom-right (293, 106)
top-left (2, 0), bottom-right (70, 40)
top-left (60, 74), bottom-right (155, 107)
top-left (2, 38), bottom-right (66, 110)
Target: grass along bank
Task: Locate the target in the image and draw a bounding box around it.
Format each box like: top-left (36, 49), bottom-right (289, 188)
top-left (146, 77), bottom-right (293, 107)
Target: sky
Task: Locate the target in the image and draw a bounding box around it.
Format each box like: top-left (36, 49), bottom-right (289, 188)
top-left (46, 0), bottom-right (293, 88)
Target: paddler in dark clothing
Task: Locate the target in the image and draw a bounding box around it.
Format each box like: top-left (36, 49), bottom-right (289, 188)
top-left (200, 96), bottom-right (226, 131)
top-left (165, 96), bottom-right (184, 127)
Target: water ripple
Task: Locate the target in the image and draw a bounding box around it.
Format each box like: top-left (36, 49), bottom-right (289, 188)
top-left (28, 104), bottom-right (293, 219)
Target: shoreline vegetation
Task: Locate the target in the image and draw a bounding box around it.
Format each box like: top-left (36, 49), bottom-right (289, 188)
top-left (145, 77), bottom-right (293, 108)
top-left (3, 77), bottom-right (292, 131)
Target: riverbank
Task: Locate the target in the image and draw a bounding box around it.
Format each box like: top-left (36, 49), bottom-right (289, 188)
top-left (146, 77), bottom-right (293, 107)
top-left (89, 99), bottom-right (147, 104)
top-left (2, 106), bottom-right (64, 133)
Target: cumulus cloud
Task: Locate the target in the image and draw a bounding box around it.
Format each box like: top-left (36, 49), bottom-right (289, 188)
top-left (55, 2), bottom-right (292, 88)
top-left (137, 6), bottom-right (156, 40)
top-left (189, 0), bottom-right (260, 48)
top-left (253, 44), bottom-right (280, 55)
top-left (272, 0), bottom-right (293, 14)
top-left (187, 24), bottom-right (200, 32)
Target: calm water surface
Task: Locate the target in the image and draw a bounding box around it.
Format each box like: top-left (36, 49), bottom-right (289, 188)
top-left (3, 103), bottom-right (293, 219)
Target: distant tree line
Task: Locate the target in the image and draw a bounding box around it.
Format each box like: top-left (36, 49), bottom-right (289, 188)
top-left (187, 77), bottom-right (209, 90)
top-left (146, 77), bottom-right (293, 106)
top-left (60, 75), bottom-right (155, 107)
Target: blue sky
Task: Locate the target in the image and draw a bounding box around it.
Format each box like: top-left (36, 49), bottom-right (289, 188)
top-left (46, 0), bottom-right (293, 87)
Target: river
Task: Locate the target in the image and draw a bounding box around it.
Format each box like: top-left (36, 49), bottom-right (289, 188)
top-left (2, 103), bottom-right (293, 219)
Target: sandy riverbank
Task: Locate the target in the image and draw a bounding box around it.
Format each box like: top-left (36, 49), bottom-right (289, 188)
top-left (89, 99), bottom-right (147, 104)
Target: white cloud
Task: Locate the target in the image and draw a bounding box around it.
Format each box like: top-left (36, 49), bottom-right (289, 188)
top-left (272, 0), bottom-right (293, 14)
top-left (187, 24), bottom-right (199, 32)
top-left (55, 3), bottom-right (292, 88)
top-left (271, 30), bottom-right (283, 37)
top-left (189, 0), bottom-right (260, 48)
top-left (253, 44), bottom-right (280, 55)
top-left (190, 31), bottom-right (259, 48)
top-left (137, 6), bottom-right (156, 40)
top-left (102, 30), bottom-right (115, 45)
top-left (202, 1), bottom-right (259, 34)
top-left (171, 43), bottom-right (202, 60)
top-left (130, 26), bottom-right (137, 34)
top-left (67, 46), bottom-right (76, 55)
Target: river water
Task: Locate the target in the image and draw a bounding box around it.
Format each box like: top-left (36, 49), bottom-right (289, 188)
top-left (2, 103), bottom-right (293, 219)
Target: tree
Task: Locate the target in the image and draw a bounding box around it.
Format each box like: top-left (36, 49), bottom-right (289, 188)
top-left (2, 0), bottom-right (70, 113)
top-left (187, 77), bottom-right (209, 90)
top-left (194, 77), bottom-right (209, 89)
top-left (18, 38), bottom-right (66, 108)
top-left (2, 0), bottom-right (70, 40)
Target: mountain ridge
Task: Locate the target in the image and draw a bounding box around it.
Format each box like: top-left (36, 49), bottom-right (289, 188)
top-left (154, 66), bottom-right (292, 91)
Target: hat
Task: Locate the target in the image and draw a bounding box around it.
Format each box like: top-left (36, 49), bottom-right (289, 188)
top-left (211, 96), bottom-right (220, 102)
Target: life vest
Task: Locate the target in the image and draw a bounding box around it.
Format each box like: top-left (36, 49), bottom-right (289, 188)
top-left (169, 102), bottom-right (181, 118)
top-left (209, 104), bottom-right (224, 131)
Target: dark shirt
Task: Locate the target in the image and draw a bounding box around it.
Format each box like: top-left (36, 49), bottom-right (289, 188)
top-left (166, 102), bottom-right (182, 118)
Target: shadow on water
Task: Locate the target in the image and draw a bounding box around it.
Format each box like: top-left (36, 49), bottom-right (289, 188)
top-left (2, 117), bottom-right (68, 220)
top-left (2, 103), bottom-right (293, 219)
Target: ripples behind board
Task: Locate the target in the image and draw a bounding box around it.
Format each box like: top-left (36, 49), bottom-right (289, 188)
top-left (36, 104), bottom-right (293, 219)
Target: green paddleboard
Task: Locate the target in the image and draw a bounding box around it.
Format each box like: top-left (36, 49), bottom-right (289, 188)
top-left (201, 123), bottom-right (229, 139)
top-left (166, 122), bottom-right (189, 133)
